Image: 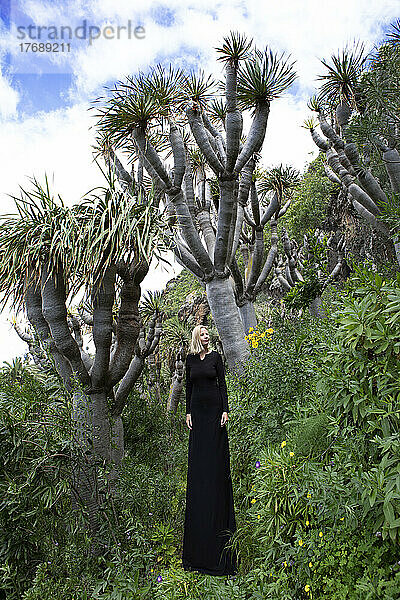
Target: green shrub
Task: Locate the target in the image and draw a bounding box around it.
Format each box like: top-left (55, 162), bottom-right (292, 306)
top-left (319, 265), bottom-right (400, 542)
top-left (289, 413), bottom-right (331, 458)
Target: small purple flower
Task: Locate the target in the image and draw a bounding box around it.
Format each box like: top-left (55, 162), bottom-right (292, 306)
top-left (54, 541), bottom-right (58, 546)
top-left (375, 531), bottom-right (382, 537)
top-left (397, 560), bottom-right (400, 566)
top-left (157, 575), bottom-right (162, 582)
top-left (149, 512), bottom-right (153, 515)
top-left (255, 461), bottom-right (261, 468)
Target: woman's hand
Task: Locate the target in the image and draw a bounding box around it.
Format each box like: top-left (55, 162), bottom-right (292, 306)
top-left (186, 413), bottom-right (192, 430)
top-left (221, 411), bottom-right (228, 427)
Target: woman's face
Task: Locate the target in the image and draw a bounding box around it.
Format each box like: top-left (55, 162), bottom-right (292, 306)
top-left (199, 328), bottom-right (209, 345)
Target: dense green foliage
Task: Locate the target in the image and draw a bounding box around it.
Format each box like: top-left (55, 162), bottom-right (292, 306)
top-left (284, 153), bottom-right (337, 243)
top-left (1, 263), bottom-right (399, 599)
top-left (225, 267), bottom-right (400, 599)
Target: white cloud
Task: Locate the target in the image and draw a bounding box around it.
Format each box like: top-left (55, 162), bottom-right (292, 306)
top-left (0, 103), bottom-right (101, 209)
top-left (0, 76), bottom-right (19, 118)
top-left (62, 0), bottom-right (400, 99)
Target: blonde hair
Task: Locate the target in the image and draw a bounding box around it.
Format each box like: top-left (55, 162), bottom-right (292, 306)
top-left (189, 325), bottom-right (211, 355)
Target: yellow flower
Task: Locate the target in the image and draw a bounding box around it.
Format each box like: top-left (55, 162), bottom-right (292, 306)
top-left (306, 520), bottom-right (310, 526)
top-left (283, 560), bottom-right (287, 567)
top-left (309, 562), bottom-right (313, 568)
top-left (289, 451), bottom-right (294, 457)
top-left (249, 327), bottom-right (254, 333)
top-left (298, 539), bottom-right (303, 546)
top-left (281, 440), bottom-right (286, 448)
top-left (253, 341), bottom-right (259, 348)
top-left (257, 514), bottom-right (261, 520)
top-left (340, 517), bottom-right (344, 521)
top-left (319, 531), bottom-right (323, 537)
top-left (261, 332), bottom-right (266, 337)
top-left (305, 584), bottom-right (310, 592)
top-left (151, 568), bottom-right (154, 573)
top-left (266, 328), bottom-right (274, 333)
top-left (251, 498), bottom-right (256, 504)
top-left (251, 485), bottom-right (255, 490)
top-left (307, 493), bottom-right (311, 498)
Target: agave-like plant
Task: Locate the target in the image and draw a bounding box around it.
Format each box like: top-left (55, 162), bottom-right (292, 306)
top-left (73, 164), bottom-right (172, 284)
top-left (0, 174), bottom-right (75, 311)
top-left (257, 164), bottom-right (301, 201)
top-left (139, 64), bottom-right (185, 113)
top-left (215, 30), bottom-right (253, 65)
top-left (386, 18), bottom-right (400, 45)
top-left (302, 117), bottom-right (318, 131)
top-left (307, 95), bottom-right (323, 113)
top-left (316, 42), bottom-right (367, 109)
top-left (180, 70), bottom-right (217, 109)
top-left (93, 89), bottom-right (162, 149)
top-left (207, 98), bottom-right (227, 125)
top-left (159, 315), bottom-right (191, 354)
top-left (139, 289), bottom-right (167, 323)
top-left (237, 47), bottom-right (297, 110)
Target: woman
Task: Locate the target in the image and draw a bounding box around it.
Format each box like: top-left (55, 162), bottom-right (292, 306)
top-left (181, 325), bottom-right (238, 576)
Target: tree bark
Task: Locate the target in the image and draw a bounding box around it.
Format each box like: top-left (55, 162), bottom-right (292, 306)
top-left (205, 276), bottom-right (250, 373)
top-left (238, 300), bottom-right (258, 333)
top-left (308, 296), bottom-right (326, 319)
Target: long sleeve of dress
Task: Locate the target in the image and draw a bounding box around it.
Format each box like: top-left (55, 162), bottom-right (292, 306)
top-left (216, 352), bottom-right (229, 413)
top-left (185, 357), bottom-right (192, 414)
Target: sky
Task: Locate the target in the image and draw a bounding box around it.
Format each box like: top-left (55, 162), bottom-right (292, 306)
top-left (0, 0), bottom-right (398, 361)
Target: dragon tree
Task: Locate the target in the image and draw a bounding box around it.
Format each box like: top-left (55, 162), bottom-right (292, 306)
top-left (0, 173), bottom-right (166, 552)
top-left (95, 31), bottom-right (297, 373)
top-left (305, 24), bottom-right (400, 267)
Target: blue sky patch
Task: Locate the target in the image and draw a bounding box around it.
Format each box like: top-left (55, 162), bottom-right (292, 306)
top-left (150, 4), bottom-right (176, 28)
top-left (0, 0), bottom-right (11, 29)
top-left (11, 72), bottom-right (73, 116)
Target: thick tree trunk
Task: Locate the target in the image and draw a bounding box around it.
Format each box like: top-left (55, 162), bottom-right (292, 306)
top-left (110, 415), bottom-right (124, 464)
top-left (89, 391), bottom-right (111, 461)
top-left (70, 390), bottom-right (108, 556)
top-left (239, 300), bottom-right (257, 333)
top-left (108, 414), bottom-right (125, 495)
top-left (167, 354), bottom-right (184, 413)
top-left (205, 276), bottom-right (250, 374)
top-left (308, 296), bottom-right (326, 319)
top-left (395, 240), bottom-right (400, 266)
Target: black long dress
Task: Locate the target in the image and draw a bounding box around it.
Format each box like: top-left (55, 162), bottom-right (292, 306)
top-left (182, 349), bottom-right (238, 576)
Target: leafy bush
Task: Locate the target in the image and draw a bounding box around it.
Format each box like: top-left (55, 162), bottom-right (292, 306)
top-left (288, 413), bottom-right (331, 458)
top-left (0, 374), bottom-right (74, 598)
top-left (225, 266), bottom-right (400, 598)
top-left (284, 153), bottom-right (338, 242)
top-left (319, 265), bottom-right (400, 542)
